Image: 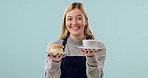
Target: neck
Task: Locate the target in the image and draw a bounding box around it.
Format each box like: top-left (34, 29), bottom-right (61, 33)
top-left (69, 34), bottom-right (85, 41)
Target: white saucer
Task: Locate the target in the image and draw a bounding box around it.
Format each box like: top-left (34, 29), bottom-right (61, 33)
top-left (78, 46), bottom-right (102, 50)
top-left (45, 51), bottom-right (67, 55)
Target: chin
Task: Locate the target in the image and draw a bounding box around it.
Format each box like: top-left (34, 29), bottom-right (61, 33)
top-left (71, 33), bottom-right (83, 36)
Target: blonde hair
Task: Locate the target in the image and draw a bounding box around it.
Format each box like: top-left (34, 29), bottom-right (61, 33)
top-left (60, 2), bottom-right (95, 40)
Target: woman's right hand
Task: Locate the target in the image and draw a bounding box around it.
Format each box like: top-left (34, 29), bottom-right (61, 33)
top-left (47, 53), bottom-right (66, 62)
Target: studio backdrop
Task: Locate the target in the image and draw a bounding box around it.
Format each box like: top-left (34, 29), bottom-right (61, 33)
top-left (0, 0), bottom-right (148, 78)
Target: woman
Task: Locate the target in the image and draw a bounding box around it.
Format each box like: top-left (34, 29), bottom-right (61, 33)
top-left (45, 2), bottom-right (106, 78)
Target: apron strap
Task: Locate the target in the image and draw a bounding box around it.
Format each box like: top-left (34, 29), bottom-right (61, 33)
top-left (62, 37), bottom-right (67, 52)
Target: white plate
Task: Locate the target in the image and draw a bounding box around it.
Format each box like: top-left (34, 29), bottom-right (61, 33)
top-left (45, 51), bottom-right (67, 55)
top-left (78, 46), bottom-right (102, 50)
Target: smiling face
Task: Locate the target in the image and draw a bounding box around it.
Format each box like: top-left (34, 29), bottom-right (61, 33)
top-left (65, 8), bottom-right (87, 38)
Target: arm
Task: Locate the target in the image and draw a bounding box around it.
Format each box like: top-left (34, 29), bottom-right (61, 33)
top-left (45, 56), bottom-right (61, 78)
top-left (86, 43), bottom-right (106, 78)
top-left (45, 40), bottom-right (63, 78)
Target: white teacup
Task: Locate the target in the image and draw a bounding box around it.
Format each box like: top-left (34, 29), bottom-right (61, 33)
top-left (82, 40), bottom-right (99, 47)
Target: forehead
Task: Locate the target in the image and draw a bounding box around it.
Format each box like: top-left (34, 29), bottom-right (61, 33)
top-left (66, 8), bottom-right (84, 17)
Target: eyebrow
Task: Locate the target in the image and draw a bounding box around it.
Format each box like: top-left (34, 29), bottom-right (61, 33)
top-left (67, 14), bottom-right (83, 18)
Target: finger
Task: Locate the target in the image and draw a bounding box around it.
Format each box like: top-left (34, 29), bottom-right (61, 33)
top-left (88, 49), bottom-right (91, 52)
top-left (92, 49), bottom-right (95, 52)
top-left (81, 49), bottom-right (88, 55)
top-left (47, 54), bottom-right (50, 57)
top-left (63, 54), bottom-right (67, 57)
top-left (84, 49), bottom-right (88, 53)
top-left (59, 56), bottom-right (63, 60)
top-left (86, 50), bottom-right (88, 54)
top-left (49, 53), bottom-right (54, 58)
top-left (56, 53), bottom-right (60, 56)
top-left (89, 50), bottom-right (96, 54)
top-left (85, 49), bottom-right (92, 54)
top-left (50, 53), bottom-right (54, 56)
top-left (51, 53), bottom-right (57, 57)
top-left (88, 51), bottom-right (93, 54)
top-left (89, 49), bottom-right (93, 53)
top-left (86, 52), bottom-right (94, 57)
top-left (80, 49), bottom-right (84, 52)
top-left (60, 54), bottom-right (64, 58)
top-left (60, 54), bottom-right (63, 57)
top-left (56, 53), bottom-right (61, 58)
top-left (82, 49), bottom-right (86, 53)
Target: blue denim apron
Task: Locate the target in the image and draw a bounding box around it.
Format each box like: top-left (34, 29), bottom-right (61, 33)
top-left (60, 37), bottom-right (87, 78)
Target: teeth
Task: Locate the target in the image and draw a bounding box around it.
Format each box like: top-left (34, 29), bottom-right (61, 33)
top-left (71, 26), bottom-right (79, 30)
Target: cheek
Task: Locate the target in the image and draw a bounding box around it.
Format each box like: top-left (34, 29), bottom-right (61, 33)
top-left (65, 20), bottom-right (70, 27)
top-left (65, 23), bottom-right (70, 31)
top-left (82, 25), bottom-right (85, 31)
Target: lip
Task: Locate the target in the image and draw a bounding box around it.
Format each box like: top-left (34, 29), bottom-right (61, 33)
top-left (70, 26), bottom-right (80, 30)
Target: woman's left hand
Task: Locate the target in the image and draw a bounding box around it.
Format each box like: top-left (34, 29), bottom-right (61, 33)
top-left (80, 49), bottom-right (101, 57)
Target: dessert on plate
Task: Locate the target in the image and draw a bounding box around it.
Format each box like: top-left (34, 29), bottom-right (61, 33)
top-left (49, 45), bottom-right (64, 53)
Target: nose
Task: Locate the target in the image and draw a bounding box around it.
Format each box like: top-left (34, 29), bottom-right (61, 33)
top-left (72, 19), bottom-right (77, 24)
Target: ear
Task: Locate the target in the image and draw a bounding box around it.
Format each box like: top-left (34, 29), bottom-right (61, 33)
top-left (85, 18), bottom-right (88, 26)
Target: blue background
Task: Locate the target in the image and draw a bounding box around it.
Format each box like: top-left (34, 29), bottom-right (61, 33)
top-left (0, 0), bottom-right (148, 78)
